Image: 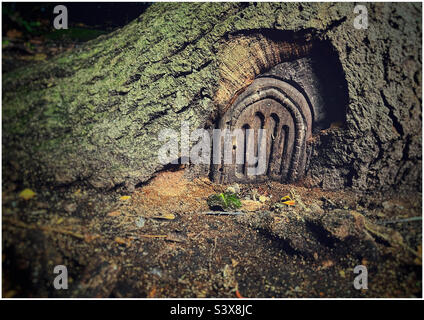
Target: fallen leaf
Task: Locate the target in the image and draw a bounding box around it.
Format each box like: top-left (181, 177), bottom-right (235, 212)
top-left (84, 234), bottom-right (100, 243)
top-left (235, 289), bottom-right (244, 298)
top-left (119, 195), bottom-right (131, 201)
top-left (19, 188), bottom-right (36, 200)
top-left (281, 195), bottom-right (292, 201)
top-left (114, 237), bottom-right (130, 245)
top-left (107, 211), bottom-right (121, 217)
top-left (153, 213), bottom-right (175, 220)
top-left (321, 260), bottom-right (334, 269)
top-left (148, 286), bottom-right (157, 298)
top-left (282, 200), bottom-right (296, 206)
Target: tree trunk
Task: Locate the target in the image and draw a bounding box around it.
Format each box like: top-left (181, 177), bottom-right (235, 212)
top-left (3, 2), bottom-right (421, 193)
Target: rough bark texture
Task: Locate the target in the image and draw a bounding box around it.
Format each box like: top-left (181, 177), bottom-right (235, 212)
top-left (3, 2), bottom-right (422, 193)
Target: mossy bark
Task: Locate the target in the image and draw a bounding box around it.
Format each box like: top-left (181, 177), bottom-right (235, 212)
top-left (3, 2), bottom-right (421, 193)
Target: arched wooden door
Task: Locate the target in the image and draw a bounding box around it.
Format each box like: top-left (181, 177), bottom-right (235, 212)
top-left (212, 77), bottom-right (313, 184)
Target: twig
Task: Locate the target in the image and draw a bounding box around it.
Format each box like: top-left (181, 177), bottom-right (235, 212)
top-left (138, 234), bottom-right (168, 239)
top-left (200, 211), bottom-right (244, 215)
top-left (3, 217), bottom-right (85, 239)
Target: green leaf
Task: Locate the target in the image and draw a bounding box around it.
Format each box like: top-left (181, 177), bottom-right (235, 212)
top-left (207, 192), bottom-right (242, 211)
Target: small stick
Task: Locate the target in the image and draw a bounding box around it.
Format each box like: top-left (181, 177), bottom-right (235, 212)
top-left (4, 217), bottom-right (85, 239)
top-left (200, 211), bottom-right (245, 215)
top-left (138, 234), bottom-right (168, 239)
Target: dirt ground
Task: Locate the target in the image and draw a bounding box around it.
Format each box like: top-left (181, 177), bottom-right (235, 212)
top-left (2, 168), bottom-right (422, 298)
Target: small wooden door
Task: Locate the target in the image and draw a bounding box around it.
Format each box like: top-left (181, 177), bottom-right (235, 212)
top-left (212, 77), bottom-right (313, 184)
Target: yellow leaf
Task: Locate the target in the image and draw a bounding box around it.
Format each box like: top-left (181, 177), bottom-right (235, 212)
top-left (153, 213), bottom-right (175, 220)
top-left (281, 195), bottom-right (292, 202)
top-left (282, 200), bottom-right (295, 206)
top-left (120, 195), bottom-right (131, 201)
top-left (19, 188), bottom-right (36, 200)
top-left (163, 213), bottom-right (175, 220)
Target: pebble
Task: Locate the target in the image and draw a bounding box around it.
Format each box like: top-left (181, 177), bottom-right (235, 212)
top-left (135, 217), bottom-right (146, 228)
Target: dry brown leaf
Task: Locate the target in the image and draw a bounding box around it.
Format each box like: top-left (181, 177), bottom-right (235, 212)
top-left (114, 237), bottom-right (130, 245)
top-left (148, 286), bottom-right (157, 298)
top-left (84, 234), bottom-right (100, 243)
top-left (107, 211), bottom-right (121, 217)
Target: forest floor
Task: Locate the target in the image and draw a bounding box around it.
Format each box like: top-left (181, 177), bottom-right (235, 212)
top-left (2, 168), bottom-right (422, 298)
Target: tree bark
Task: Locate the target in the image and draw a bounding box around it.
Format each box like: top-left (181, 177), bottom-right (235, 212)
top-left (3, 2), bottom-right (421, 193)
